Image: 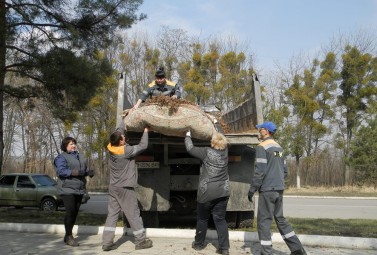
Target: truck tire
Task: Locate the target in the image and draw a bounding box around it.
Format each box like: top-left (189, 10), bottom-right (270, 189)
top-left (237, 211), bottom-right (254, 228)
top-left (141, 211), bottom-right (159, 228)
top-left (226, 211), bottom-right (238, 229)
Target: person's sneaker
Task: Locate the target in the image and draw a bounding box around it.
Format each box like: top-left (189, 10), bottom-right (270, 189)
top-left (192, 241), bottom-right (206, 251)
top-left (291, 248), bottom-right (307, 255)
top-left (135, 238), bottom-right (153, 250)
top-left (216, 248), bottom-right (230, 255)
top-left (65, 235), bottom-right (79, 247)
top-left (102, 243), bottom-right (117, 251)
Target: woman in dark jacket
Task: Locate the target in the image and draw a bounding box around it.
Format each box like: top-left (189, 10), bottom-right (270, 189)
top-left (54, 137), bottom-right (94, 246)
top-left (185, 130), bottom-right (230, 255)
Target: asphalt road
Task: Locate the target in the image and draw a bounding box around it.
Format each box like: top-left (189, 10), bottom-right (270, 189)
top-left (274, 196), bottom-right (377, 219)
top-left (81, 194), bottom-right (377, 220)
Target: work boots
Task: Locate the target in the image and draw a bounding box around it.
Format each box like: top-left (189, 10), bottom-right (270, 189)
top-left (135, 238), bottom-right (153, 250)
top-left (102, 243), bottom-right (117, 251)
top-left (192, 241), bottom-right (206, 251)
top-left (216, 248), bottom-right (230, 255)
top-left (291, 248), bottom-right (307, 255)
top-left (64, 235), bottom-right (79, 247)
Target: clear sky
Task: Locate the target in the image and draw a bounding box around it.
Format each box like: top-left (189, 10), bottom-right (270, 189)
top-left (129, 0), bottom-right (377, 71)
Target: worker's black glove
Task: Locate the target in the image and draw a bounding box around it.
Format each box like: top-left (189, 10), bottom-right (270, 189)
top-left (87, 169), bottom-right (95, 178)
top-left (247, 190), bottom-right (254, 202)
top-left (71, 169), bottom-right (86, 176)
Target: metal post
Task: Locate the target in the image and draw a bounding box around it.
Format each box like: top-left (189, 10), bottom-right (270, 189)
top-left (253, 74), bottom-right (264, 124)
top-left (116, 72), bottom-right (125, 128)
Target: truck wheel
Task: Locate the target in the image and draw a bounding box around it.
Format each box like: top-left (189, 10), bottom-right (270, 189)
top-left (141, 211), bottom-right (159, 228)
top-left (226, 211), bottom-right (238, 228)
top-left (237, 211), bottom-right (254, 228)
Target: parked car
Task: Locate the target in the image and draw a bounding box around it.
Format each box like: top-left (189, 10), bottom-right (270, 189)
top-left (0, 173), bottom-right (90, 211)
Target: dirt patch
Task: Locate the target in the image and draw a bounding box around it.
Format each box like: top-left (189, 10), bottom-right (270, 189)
top-left (285, 185), bottom-right (377, 197)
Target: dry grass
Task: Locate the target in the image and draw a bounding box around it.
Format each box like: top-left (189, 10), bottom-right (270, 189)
top-left (1, 208), bottom-right (376, 238)
top-left (285, 185), bottom-right (377, 197)
top-left (0, 208), bottom-right (108, 226)
top-left (240, 218), bottom-right (377, 238)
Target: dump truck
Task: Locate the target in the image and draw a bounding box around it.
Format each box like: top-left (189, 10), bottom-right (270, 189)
top-left (116, 74), bottom-right (263, 228)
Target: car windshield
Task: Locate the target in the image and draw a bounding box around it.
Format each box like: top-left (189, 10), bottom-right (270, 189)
top-left (32, 175), bottom-right (57, 186)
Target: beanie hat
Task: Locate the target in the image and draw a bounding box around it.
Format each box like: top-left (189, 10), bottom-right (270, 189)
top-left (155, 67), bottom-right (165, 78)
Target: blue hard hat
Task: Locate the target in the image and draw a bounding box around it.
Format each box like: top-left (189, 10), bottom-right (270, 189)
top-left (256, 121), bottom-right (277, 133)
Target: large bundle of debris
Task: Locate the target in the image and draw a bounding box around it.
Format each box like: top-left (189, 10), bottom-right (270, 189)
top-left (122, 96), bottom-right (224, 140)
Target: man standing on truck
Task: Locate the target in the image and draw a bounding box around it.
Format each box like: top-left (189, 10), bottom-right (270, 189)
top-left (102, 127), bottom-right (153, 252)
top-left (132, 67), bottom-right (181, 110)
top-left (248, 121), bottom-right (307, 255)
top-left (185, 130), bottom-right (230, 255)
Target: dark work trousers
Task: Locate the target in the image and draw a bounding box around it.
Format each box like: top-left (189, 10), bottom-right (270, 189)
top-left (257, 191), bottom-right (304, 255)
top-left (195, 196), bottom-right (230, 250)
top-left (61, 194), bottom-right (83, 237)
top-left (102, 186), bottom-right (146, 246)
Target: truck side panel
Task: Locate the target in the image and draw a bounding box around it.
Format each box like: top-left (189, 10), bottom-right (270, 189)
top-left (227, 145), bottom-right (255, 211)
top-left (221, 75), bottom-right (263, 134)
top-left (136, 166), bottom-right (170, 211)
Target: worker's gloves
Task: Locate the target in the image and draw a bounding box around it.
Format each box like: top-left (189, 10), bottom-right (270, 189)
top-left (186, 130), bottom-right (191, 137)
top-left (247, 190), bottom-right (254, 202)
top-left (71, 169), bottom-right (86, 176)
top-left (87, 169), bottom-right (95, 178)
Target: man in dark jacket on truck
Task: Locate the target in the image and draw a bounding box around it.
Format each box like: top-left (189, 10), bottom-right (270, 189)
top-left (248, 121), bottom-right (307, 255)
top-left (132, 67), bottom-right (181, 110)
top-left (102, 127), bottom-right (153, 252)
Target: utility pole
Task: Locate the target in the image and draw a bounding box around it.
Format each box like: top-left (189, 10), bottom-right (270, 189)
top-left (116, 72), bottom-right (126, 128)
top-left (116, 72), bottom-right (133, 128)
top-left (253, 74), bottom-right (264, 125)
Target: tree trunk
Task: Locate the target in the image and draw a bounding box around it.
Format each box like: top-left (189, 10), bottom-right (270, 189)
top-left (295, 154), bottom-right (301, 189)
top-left (0, 0), bottom-right (6, 174)
top-left (344, 164), bottom-right (351, 186)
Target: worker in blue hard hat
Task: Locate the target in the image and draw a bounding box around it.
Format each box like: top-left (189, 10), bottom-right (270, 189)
top-left (248, 121), bottom-right (307, 255)
top-left (256, 121), bottom-right (277, 134)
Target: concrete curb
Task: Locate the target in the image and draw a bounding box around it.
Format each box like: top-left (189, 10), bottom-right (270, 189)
top-left (1, 223), bottom-right (376, 250)
top-left (283, 195), bottom-right (377, 200)
top-left (89, 193), bottom-right (377, 200)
